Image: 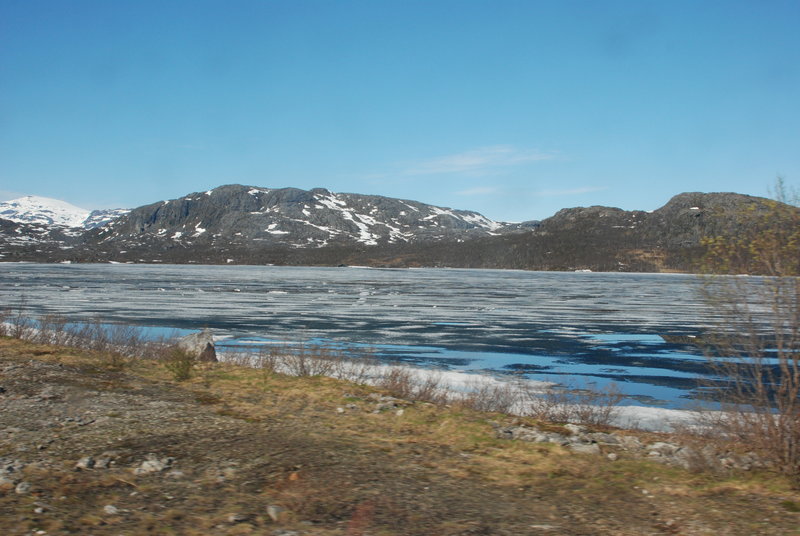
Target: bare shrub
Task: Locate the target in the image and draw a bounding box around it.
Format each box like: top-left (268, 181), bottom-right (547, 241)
top-left (523, 381), bottom-right (624, 427)
top-left (224, 351), bottom-right (256, 367)
top-left (328, 347), bottom-right (378, 385)
top-left (457, 377), bottom-right (521, 413)
top-left (0, 303), bottom-right (170, 367)
top-left (8, 298), bottom-right (33, 340)
top-left (64, 318), bottom-right (108, 352)
top-left (282, 343), bottom-right (338, 377)
top-left (57, 318), bottom-right (149, 369)
top-left (413, 372), bottom-right (447, 404)
top-left (670, 412), bottom-right (770, 474)
top-left (33, 314), bottom-right (69, 345)
top-left (695, 276), bottom-right (800, 483)
top-left (0, 307), bottom-right (11, 337)
top-left (376, 366), bottom-right (447, 404)
top-left (375, 366), bottom-right (415, 399)
top-left (132, 332), bottom-right (177, 362)
top-left (330, 356), bottom-right (366, 384)
top-left (250, 346), bottom-right (275, 373)
top-left (698, 179), bottom-right (800, 485)
top-left (107, 323), bottom-right (146, 354)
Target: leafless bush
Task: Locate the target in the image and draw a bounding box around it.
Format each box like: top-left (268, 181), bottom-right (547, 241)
top-left (413, 372), bottom-right (447, 404)
top-left (224, 350), bottom-right (256, 367)
top-left (0, 307), bottom-right (11, 337)
top-left (697, 181), bottom-right (800, 486)
top-left (26, 310), bottom-right (170, 367)
top-left (0, 304), bottom-right (179, 369)
top-left (458, 377), bottom-right (521, 413)
top-left (694, 275), bottom-right (800, 485)
top-left (8, 298), bottom-right (34, 340)
top-left (282, 343), bottom-right (338, 377)
top-left (252, 345), bottom-right (281, 374)
top-left (376, 366), bottom-right (447, 404)
top-left (33, 314), bottom-right (70, 345)
top-left (329, 349), bottom-right (377, 385)
top-left (376, 366), bottom-right (416, 399)
top-left (63, 318), bottom-right (103, 350)
top-left (58, 318), bottom-right (151, 368)
top-left (523, 381), bottom-right (624, 427)
top-left (669, 411), bottom-right (771, 474)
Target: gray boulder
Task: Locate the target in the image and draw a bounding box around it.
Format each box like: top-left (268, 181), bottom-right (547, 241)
top-left (177, 329), bottom-right (217, 362)
top-left (133, 453), bottom-right (174, 475)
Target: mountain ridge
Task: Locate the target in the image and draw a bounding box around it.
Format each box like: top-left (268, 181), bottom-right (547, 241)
top-left (96, 184), bottom-right (508, 250)
top-left (0, 186), bottom-right (794, 272)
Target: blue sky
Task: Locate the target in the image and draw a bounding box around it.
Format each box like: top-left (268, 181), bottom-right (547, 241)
top-left (1, 0), bottom-right (798, 222)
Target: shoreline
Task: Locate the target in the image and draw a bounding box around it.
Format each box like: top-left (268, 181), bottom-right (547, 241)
top-left (216, 347), bottom-right (703, 432)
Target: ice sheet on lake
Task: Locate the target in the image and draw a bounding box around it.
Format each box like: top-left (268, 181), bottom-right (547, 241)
top-left (0, 264), bottom-right (731, 408)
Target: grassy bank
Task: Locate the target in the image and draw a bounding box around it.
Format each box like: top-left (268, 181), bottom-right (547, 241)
top-left (2, 337), bottom-right (800, 535)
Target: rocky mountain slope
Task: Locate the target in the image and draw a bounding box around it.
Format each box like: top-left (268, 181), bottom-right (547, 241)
top-left (82, 208), bottom-right (131, 230)
top-left (95, 184), bottom-right (507, 249)
top-left (374, 191), bottom-right (794, 273)
top-left (0, 186), bottom-right (795, 272)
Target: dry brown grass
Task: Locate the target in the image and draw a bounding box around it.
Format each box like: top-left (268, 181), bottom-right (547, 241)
top-left (3, 335), bottom-right (800, 534)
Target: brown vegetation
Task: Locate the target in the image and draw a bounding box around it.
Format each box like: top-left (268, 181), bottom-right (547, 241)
top-left (2, 337), bottom-right (800, 535)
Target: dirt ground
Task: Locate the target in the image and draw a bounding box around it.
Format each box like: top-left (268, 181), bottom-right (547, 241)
top-left (1, 338), bottom-right (799, 535)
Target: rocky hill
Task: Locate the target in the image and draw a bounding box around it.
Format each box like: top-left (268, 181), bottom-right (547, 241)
top-left (94, 184), bottom-right (506, 249)
top-left (246, 190), bottom-right (788, 273)
top-left (0, 187), bottom-right (795, 272)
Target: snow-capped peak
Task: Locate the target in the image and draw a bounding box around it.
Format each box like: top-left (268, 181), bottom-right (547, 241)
top-left (0, 195), bottom-right (90, 228)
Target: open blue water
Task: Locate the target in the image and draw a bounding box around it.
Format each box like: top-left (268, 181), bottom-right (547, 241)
top-left (1, 263), bottom-right (728, 408)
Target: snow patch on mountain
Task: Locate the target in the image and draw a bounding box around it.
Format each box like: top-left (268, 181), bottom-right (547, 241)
top-left (31, 184), bottom-right (513, 255)
top-left (83, 208), bottom-right (131, 229)
top-left (0, 196), bottom-right (130, 230)
top-left (0, 196), bottom-right (89, 228)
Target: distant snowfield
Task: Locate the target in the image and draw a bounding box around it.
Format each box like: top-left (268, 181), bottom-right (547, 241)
top-left (0, 195), bottom-right (89, 227)
top-left (0, 195), bottom-right (130, 230)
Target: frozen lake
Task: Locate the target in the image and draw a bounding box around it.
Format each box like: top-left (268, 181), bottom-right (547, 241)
top-left (0, 263), bottom-right (723, 408)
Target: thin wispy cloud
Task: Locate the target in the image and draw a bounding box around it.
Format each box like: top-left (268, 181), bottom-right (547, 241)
top-left (405, 145), bottom-right (555, 176)
top-left (457, 186), bottom-right (499, 196)
top-left (534, 186), bottom-right (608, 197)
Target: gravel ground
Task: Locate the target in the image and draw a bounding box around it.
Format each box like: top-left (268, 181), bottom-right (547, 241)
top-left (1, 339), bottom-right (799, 535)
